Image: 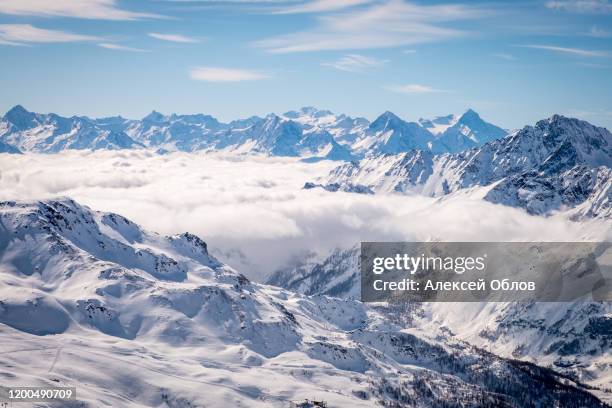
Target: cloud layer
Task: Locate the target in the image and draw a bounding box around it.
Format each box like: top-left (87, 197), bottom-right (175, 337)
top-left (0, 151), bottom-right (606, 281)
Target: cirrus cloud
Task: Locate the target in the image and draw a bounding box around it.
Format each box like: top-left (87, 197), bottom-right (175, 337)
top-left (254, 0), bottom-right (489, 53)
top-left (0, 0), bottom-right (162, 20)
top-left (546, 0), bottom-right (612, 13)
top-left (190, 66), bottom-right (269, 82)
top-left (322, 54), bottom-right (388, 72)
top-left (517, 44), bottom-right (610, 57)
top-left (98, 43), bottom-right (148, 52)
top-left (384, 83), bottom-right (446, 94)
top-left (148, 32), bottom-right (200, 43)
top-left (272, 0), bottom-right (372, 14)
top-left (0, 24), bottom-right (100, 46)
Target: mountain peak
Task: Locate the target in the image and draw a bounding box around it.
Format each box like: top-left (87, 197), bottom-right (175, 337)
top-left (284, 106), bottom-right (334, 119)
top-left (299, 106), bottom-right (318, 114)
top-left (458, 108), bottom-right (481, 122)
top-left (143, 110), bottom-right (166, 122)
top-left (6, 104), bottom-right (29, 116)
top-left (376, 110), bottom-right (403, 123)
top-left (536, 114), bottom-right (584, 132)
top-left (4, 104), bottom-right (37, 130)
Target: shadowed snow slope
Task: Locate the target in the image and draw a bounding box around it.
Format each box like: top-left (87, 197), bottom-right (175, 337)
top-left (0, 199), bottom-right (607, 407)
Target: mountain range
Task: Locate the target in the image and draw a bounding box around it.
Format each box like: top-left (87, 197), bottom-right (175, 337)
top-left (0, 198), bottom-right (608, 407)
top-left (314, 115), bottom-right (611, 219)
top-left (0, 105), bottom-right (508, 158)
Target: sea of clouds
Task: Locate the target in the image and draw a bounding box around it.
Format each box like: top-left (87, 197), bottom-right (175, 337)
top-left (0, 150), bottom-right (608, 281)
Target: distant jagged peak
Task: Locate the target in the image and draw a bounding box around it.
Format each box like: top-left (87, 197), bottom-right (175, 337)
top-left (419, 108), bottom-right (489, 130)
top-left (3, 104), bottom-right (38, 129)
top-left (370, 110), bottom-right (408, 130)
top-left (142, 110), bottom-right (167, 123)
top-left (458, 108), bottom-right (480, 121)
top-left (538, 113), bottom-right (608, 132)
top-left (284, 106), bottom-right (335, 119)
top-left (5, 104), bottom-right (31, 116)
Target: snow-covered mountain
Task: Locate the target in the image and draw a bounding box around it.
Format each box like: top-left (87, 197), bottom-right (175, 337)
top-left (0, 198), bottom-right (607, 407)
top-left (268, 246), bottom-right (612, 400)
top-left (0, 105), bottom-right (143, 153)
top-left (267, 246), bottom-right (360, 299)
top-left (0, 105), bottom-right (508, 159)
top-left (320, 115), bottom-right (611, 218)
top-left (419, 109), bottom-right (509, 153)
top-left (0, 139), bottom-right (20, 154)
top-left (351, 111), bottom-right (436, 155)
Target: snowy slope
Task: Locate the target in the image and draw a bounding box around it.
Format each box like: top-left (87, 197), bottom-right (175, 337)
top-left (267, 246), bottom-right (360, 299)
top-left (0, 140), bottom-right (20, 154)
top-left (429, 109), bottom-right (508, 153)
top-left (321, 115), bottom-right (612, 218)
top-left (351, 111), bottom-right (435, 156)
top-left (268, 245), bottom-right (612, 402)
top-left (0, 199), bottom-right (607, 407)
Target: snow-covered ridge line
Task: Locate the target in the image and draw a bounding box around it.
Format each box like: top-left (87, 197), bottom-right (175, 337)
top-left (0, 198), bottom-right (608, 406)
top-left (316, 114), bottom-right (612, 219)
top-left (269, 244), bottom-right (612, 400)
top-left (0, 105), bottom-right (508, 159)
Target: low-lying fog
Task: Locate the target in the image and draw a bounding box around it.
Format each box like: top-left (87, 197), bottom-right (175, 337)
top-left (1, 151), bottom-right (608, 281)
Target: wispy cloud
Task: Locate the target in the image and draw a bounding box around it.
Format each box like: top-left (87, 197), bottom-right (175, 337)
top-left (148, 33), bottom-right (200, 43)
top-left (190, 66), bottom-right (269, 82)
top-left (587, 26), bottom-right (611, 38)
top-left (255, 0), bottom-right (488, 53)
top-left (576, 61), bottom-right (611, 68)
top-left (546, 0), bottom-right (612, 13)
top-left (384, 83), bottom-right (446, 94)
top-left (492, 53), bottom-right (516, 61)
top-left (402, 49), bottom-right (417, 54)
top-left (322, 54), bottom-right (388, 72)
top-left (272, 0), bottom-right (372, 14)
top-left (0, 24), bottom-right (100, 46)
top-left (0, 0), bottom-right (162, 20)
top-left (518, 44), bottom-right (609, 57)
top-left (98, 43), bottom-right (148, 52)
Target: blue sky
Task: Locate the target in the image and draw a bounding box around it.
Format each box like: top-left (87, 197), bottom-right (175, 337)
top-left (0, 0), bottom-right (611, 129)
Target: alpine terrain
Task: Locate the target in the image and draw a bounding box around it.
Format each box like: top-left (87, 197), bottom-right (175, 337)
top-left (0, 199), bottom-right (608, 407)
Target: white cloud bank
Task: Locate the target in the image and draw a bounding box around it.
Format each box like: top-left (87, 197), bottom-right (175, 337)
top-left (0, 151), bottom-right (606, 281)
